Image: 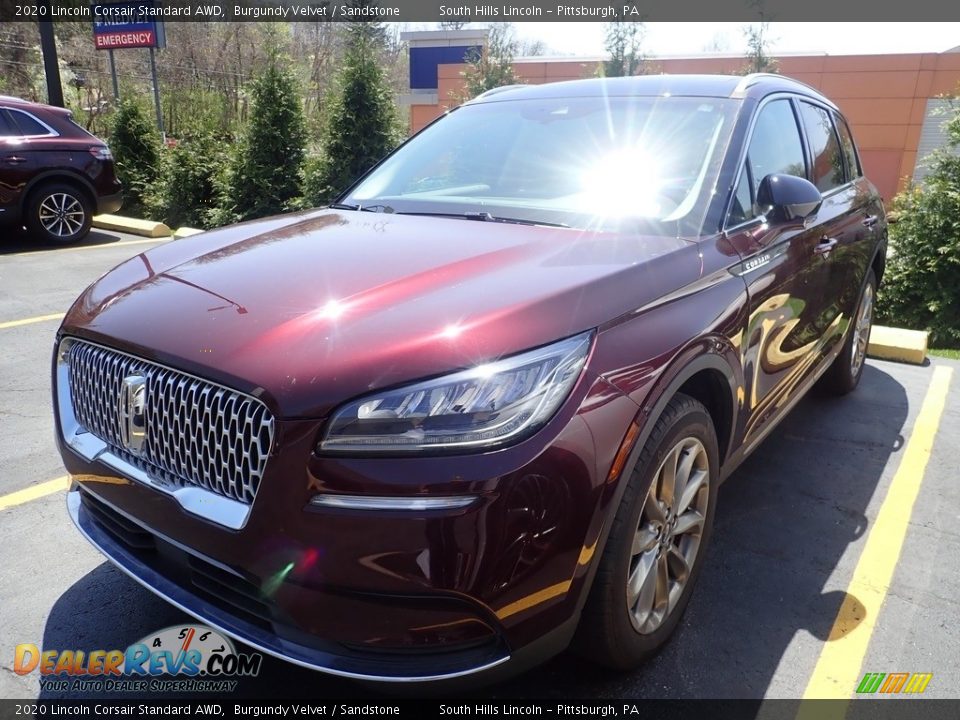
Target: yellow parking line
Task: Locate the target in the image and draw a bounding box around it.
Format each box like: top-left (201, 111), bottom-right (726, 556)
top-left (0, 476), bottom-right (70, 512)
top-left (800, 365), bottom-right (953, 705)
top-left (0, 313), bottom-right (64, 330)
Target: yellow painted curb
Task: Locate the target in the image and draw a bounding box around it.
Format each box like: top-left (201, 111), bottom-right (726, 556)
top-left (867, 325), bottom-right (928, 365)
top-left (92, 214), bottom-right (171, 238)
top-left (173, 227), bottom-right (204, 239)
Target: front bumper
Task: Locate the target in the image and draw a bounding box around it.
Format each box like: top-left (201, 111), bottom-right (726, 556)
top-left (68, 488), bottom-right (510, 682)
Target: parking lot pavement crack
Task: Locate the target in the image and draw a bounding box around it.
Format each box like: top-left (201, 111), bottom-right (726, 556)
top-left (884, 584), bottom-right (960, 610)
top-left (0, 409), bottom-right (45, 420)
top-left (782, 432), bottom-right (899, 451)
top-left (906, 519), bottom-right (960, 542)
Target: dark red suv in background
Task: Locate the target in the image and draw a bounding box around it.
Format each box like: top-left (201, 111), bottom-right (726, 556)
top-left (55, 74), bottom-right (886, 686)
top-left (0, 95), bottom-right (122, 244)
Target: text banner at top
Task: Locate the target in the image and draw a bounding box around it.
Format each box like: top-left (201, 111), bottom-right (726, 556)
top-left (2, 0), bottom-right (960, 22)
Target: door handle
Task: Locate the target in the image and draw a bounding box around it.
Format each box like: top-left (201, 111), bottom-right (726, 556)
top-left (3, 156), bottom-right (26, 164)
top-left (814, 237), bottom-right (838, 256)
top-left (862, 214), bottom-right (879, 228)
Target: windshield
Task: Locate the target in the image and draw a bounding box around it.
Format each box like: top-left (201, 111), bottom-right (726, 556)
top-left (343, 95), bottom-right (740, 235)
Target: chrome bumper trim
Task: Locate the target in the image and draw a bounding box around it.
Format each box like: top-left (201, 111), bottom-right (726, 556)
top-left (309, 494), bottom-right (479, 511)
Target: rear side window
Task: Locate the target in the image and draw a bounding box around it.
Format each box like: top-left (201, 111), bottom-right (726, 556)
top-left (799, 102), bottom-right (845, 192)
top-left (834, 113), bottom-right (862, 180)
top-left (7, 109), bottom-right (52, 136)
top-left (746, 99), bottom-right (807, 196)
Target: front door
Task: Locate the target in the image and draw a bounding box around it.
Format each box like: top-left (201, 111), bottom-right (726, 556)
top-left (724, 97), bottom-right (836, 449)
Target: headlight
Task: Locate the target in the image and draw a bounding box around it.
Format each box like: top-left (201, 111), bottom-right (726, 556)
top-left (319, 332), bottom-right (593, 454)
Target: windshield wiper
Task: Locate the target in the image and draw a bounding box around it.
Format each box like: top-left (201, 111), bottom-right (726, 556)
top-left (395, 210), bottom-right (569, 229)
top-left (464, 211), bottom-right (568, 228)
top-left (329, 202), bottom-right (395, 213)
top-left (332, 204), bottom-right (568, 228)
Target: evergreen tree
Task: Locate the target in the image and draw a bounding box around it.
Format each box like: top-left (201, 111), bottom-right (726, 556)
top-left (109, 100), bottom-right (162, 219)
top-left (306, 24), bottom-right (401, 204)
top-left (224, 49), bottom-right (307, 222)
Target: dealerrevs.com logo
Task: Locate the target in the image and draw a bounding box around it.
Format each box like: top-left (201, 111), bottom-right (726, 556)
top-left (14, 625), bottom-right (262, 693)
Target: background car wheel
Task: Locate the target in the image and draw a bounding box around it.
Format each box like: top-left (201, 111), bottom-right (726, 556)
top-left (26, 183), bottom-right (93, 244)
top-left (575, 393), bottom-right (719, 670)
top-left (821, 269), bottom-right (877, 396)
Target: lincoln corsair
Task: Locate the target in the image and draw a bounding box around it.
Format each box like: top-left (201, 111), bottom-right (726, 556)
top-left (1, 95), bottom-right (122, 244)
top-left (54, 74), bottom-right (886, 685)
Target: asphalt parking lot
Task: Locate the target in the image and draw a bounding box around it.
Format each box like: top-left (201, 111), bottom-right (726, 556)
top-left (1, 228), bottom-right (958, 700)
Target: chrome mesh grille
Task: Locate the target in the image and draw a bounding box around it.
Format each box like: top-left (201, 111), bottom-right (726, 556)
top-left (66, 340), bottom-right (274, 504)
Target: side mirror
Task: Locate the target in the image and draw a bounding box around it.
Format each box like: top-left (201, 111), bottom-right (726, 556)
top-left (756, 173), bottom-right (822, 224)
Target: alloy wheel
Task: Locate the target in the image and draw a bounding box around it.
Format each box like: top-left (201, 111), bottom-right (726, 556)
top-left (627, 436), bottom-right (710, 634)
top-left (38, 192), bottom-right (86, 238)
top-left (850, 283), bottom-right (874, 376)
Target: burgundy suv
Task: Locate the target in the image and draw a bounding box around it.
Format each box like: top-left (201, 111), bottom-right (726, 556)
top-left (54, 75), bottom-right (886, 685)
top-left (1, 95), bottom-right (121, 244)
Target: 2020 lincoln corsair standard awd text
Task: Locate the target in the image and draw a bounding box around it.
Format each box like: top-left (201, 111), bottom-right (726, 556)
top-left (1, 95), bottom-right (122, 244)
top-left (54, 74), bottom-right (886, 685)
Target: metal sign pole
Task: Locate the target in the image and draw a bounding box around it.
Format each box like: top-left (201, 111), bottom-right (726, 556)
top-left (38, 10), bottom-right (64, 107)
top-left (148, 46), bottom-right (164, 139)
top-left (108, 50), bottom-right (120, 101)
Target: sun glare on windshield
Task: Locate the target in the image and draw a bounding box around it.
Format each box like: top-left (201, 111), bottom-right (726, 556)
top-left (344, 96), bottom-right (738, 234)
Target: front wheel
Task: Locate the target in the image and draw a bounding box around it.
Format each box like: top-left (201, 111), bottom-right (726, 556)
top-left (575, 393), bottom-right (719, 670)
top-left (26, 184), bottom-right (93, 244)
top-left (821, 269), bottom-right (876, 396)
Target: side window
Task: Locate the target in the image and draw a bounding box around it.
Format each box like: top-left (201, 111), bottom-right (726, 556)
top-left (729, 99), bottom-right (805, 225)
top-left (799, 102), bottom-right (844, 192)
top-left (7, 109), bottom-right (51, 136)
top-left (0, 109), bottom-right (15, 138)
top-left (746, 100), bottom-right (806, 197)
top-left (834, 113), bottom-right (862, 180)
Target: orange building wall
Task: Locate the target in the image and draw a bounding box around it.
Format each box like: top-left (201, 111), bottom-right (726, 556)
top-left (409, 52), bottom-right (960, 202)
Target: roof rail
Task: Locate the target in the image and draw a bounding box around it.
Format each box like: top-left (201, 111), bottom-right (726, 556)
top-left (730, 72), bottom-right (825, 100)
top-left (473, 84), bottom-right (526, 101)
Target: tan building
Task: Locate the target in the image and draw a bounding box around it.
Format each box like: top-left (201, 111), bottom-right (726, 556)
top-left (402, 31), bottom-right (960, 203)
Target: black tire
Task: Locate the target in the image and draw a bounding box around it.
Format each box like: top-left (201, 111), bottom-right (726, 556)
top-left (575, 393), bottom-right (719, 670)
top-left (821, 269), bottom-right (877, 396)
top-left (25, 183), bottom-right (93, 244)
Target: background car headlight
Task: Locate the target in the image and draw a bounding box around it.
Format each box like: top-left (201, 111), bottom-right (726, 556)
top-left (319, 331), bottom-right (593, 454)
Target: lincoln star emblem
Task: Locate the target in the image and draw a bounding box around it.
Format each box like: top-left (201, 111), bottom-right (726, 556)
top-left (118, 375), bottom-right (147, 454)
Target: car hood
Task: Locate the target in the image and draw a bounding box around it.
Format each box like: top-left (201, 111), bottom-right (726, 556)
top-left (63, 209), bottom-right (701, 418)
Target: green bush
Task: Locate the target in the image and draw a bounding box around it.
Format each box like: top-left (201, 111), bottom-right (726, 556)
top-left (220, 51), bottom-right (307, 223)
top-left (149, 133), bottom-right (229, 230)
top-left (109, 100), bottom-right (162, 219)
top-left (877, 105), bottom-right (960, 348)
top-left (305, 27), bottom-right (401, 205)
